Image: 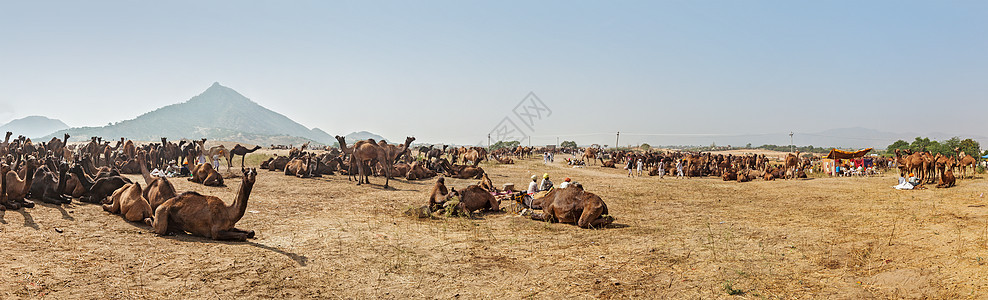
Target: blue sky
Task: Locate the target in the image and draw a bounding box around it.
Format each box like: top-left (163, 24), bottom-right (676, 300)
top-left (1, 1), bottom-right (985, 145)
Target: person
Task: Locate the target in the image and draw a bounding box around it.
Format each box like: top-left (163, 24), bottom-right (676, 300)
top-left (165, 160), bottom-right (180, 177)
top-left (676, 159), bottom-right (684, 178)
top-left (658, 160), bottom-right (666, 178)
top-left (907, 173), bottom-right (919, 186)
top-left (636, 158), bottom-right (643, 177)
top-left (527, 175), bottom-right (538, 195)
top-left (560, 177), bottom-right (572, 188)
top-left (197, 153), bottom-right (207, 165)
top-left (212, 155), bottom-right (220, 169)
top-left (539, 173), bottom-right (553, 191)
top-left (627, 158), bottom-right (634, 177)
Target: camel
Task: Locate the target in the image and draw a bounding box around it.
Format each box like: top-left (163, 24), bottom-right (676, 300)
top-left (151, 168), bottom-right (257, 241)
top-left (82, 175), bottom-right (132, 204)
top-left (102, 183), bottom-right (154, 223)
top-left (123, 139), bottom-right (136, 159)
top-left (189, 163), bottom-right (224, 186)
top-left (936, 166), bottom-right (956, 188)
top-left (29, 161), bottom-right (71, 205)
top-left (285, 154), bottom-right (317, 178)
top-left (598, 157), bottom-right (616, 168)
top-left (4, 158), bottom-right (38, 209)
top-left (138, 151), bottom-right (177, 211)
top-left (205, 145), bottom-right (232, 171)
top-left (477, 173), bottom-right (496, 192)
top-left (956, 149), bottom-right (977, 179)
top-left (229, 144), bottom-right (262, 168)
top-left (351, 139), bottom-right (391, 188)
top-left (784, 151), bottom-right (800, 179)
top-left (445, 185), bottom-right (499, 217)
top-left (428, 177), bottom-right (449, 212)
top-left (583, 148), bottom-right (599, 165)
top-left (531, 184), bottom-right (613, 228)
top-left (406, 161), bottom-right (436, 180)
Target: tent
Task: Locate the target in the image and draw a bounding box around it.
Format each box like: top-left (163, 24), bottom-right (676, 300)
top-left (982, 155), bottom-right (988, 159)
top-left (825, 148), bottom-right (873, 176)
top-left (825, 148), bottom-right (873, 160)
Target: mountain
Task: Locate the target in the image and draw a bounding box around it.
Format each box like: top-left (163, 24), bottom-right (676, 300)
top-left (46, 82), bottom-right (334, 145)
top-left (344, 131), bottom-right (388, 143)
top-left (0, 116), bottom-right (69, 138)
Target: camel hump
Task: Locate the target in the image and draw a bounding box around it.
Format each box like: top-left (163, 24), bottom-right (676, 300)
top-left (178, 191), bottom-right (204, 197)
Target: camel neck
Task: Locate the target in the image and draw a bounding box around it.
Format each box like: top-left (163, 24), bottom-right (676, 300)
top-left (231, 178), bottom-right (254, 222)
top-left (138, 157), bottom-right (154, 185)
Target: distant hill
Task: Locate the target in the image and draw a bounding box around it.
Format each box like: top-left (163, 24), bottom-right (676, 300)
top-left (344, 131), bottom-right (388, 143)
top-left (46, 82), bottom-right (334, 145)
top-left (0, 116), bottom-right (69, 139)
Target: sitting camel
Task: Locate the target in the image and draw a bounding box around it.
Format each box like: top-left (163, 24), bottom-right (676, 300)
top-left (138, 151), bottom-right (177, 211)
top-left (151, 168), bottom-right (257, 241)
top-left (446, 185), bottom-right (500, 217)
top-left (531, 184), bottom-right (613, 228)
top-left (189, 163), bottom-right (224, 186)
top-left (4, 158), bottom-right (39, 209)
top-left (428, 177), bottom-right (449, 212)
top-left (937, 167), bottom-right (956, 188)
top-left (102, 183), bottom-right (154, 223)
top-left (29, 161), bottom-right (71, 205)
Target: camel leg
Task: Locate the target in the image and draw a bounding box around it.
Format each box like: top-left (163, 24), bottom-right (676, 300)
top-left (212, 229), bottom-right (250, 241)
top-left (229, 227), bottom-right (255, 239)
top-left (102, 197), bottom-right (120, 214)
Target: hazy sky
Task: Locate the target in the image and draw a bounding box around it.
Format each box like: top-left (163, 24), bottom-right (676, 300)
top-left (1, 1), bottom-right (986, 146)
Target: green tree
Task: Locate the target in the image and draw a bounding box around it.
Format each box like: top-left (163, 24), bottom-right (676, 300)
top-left (745, 143), bottom-right (752, 149)
top-left (640, 143), bottom-right (651, 150)
top-left (909, 137), bottom-right (932, 152)
top-left (560, 140), bottom-right (577, 149)
top-left (959, 138), bottom-right (981, 156)
top-left (886, 139), bottom-right (909, 153)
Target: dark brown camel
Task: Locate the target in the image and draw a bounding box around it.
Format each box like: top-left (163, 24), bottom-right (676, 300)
top-left (531, 184), bottom-right (613, 228)
top-left (446, 185), bottom-right (499, 217)
top-left (151, 168), bottom-right (257, 241)
top-left (229, 144), bottom-right (262, 168)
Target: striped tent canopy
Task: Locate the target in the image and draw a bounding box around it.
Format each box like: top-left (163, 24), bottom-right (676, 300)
top-left (825, 148), bottom-right (873, 160)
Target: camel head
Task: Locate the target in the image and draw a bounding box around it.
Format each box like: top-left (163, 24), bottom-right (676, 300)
top-left (242, 167), bottom-right (257, 184)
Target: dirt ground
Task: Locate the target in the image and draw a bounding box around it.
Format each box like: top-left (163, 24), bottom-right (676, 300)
top-left (2, 151), bottom-right (988, 299)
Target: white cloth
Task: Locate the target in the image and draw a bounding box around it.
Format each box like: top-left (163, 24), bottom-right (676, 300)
top-left (893, 177), bottom-right (913, 190)
top-left (527, 181), bottom-right (537, 195)
top-left (560, 181), bottom-right (571, 189)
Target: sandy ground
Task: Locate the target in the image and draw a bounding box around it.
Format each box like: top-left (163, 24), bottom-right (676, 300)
top-left (2, 154), bottom-right (988, 299)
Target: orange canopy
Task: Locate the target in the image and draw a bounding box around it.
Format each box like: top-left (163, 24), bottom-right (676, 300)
top-left (825, 148), bottom-right (872, 160)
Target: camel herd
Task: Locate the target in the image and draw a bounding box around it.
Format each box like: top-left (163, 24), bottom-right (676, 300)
top-left (893, 148), bottom-right (977, 189)
top-left (0, 131), bottom-right (258, 241)
top-left (2, 127), bottom-right (980, 241)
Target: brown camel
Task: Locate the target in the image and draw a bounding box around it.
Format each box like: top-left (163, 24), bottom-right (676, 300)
top-left (351, 139), bottom-right (391, 188)
top-left (189, 163), bottom-right (224, 186)
top-left (123, 139), bottom-right (136, 159)
top-left (406, 161), bottom-right (436, 180)
top-left (956, 149), bottom-right (977, 179)
top-left (583, 148), bottom-right (599, 165)
top-left (428, 177), bottom-right (449, 212)
top-left (784, 151), bottom-right (800, 179)
top-left (531, 184), bottom-right (613, 228)
top-left (229, 144), bottom-right (262, 168)
top-left (138, 151), bottom-right (177, 211)
top-left (936, 166), bottom-right (956, 188)
top-left (29, 161), bottom-right (70, 205)
top-left (102, 183), bottom-right (154, 223)
top-left (4, 158), bottom-right (38, 209)
top-left (151, 168), bottom-right (257, 241)
top-left (206, 145), bottom-right (232, 171)
top-left (446, 185), bottom-right (499, 217)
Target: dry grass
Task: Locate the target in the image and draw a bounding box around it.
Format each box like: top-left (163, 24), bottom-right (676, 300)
top-left (1, 153), bottom-right (987, 298)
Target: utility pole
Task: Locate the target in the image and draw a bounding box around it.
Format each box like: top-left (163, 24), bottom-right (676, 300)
top-left (528, 136), bottom-right (531, 147)
top-left (789, 132), bottom-right (794, 153)
top-left (487, 134), bottom-right (491, 149)
top-left (616, 131), bottom-right (620, 149)
top-left (556, 137), bottom-right (559, 146)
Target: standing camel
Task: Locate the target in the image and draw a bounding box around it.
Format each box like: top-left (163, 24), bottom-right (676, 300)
top-left (229, 144), bottom-right (262, 168)
top-left (352, 139), bottom-right (391, 188)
